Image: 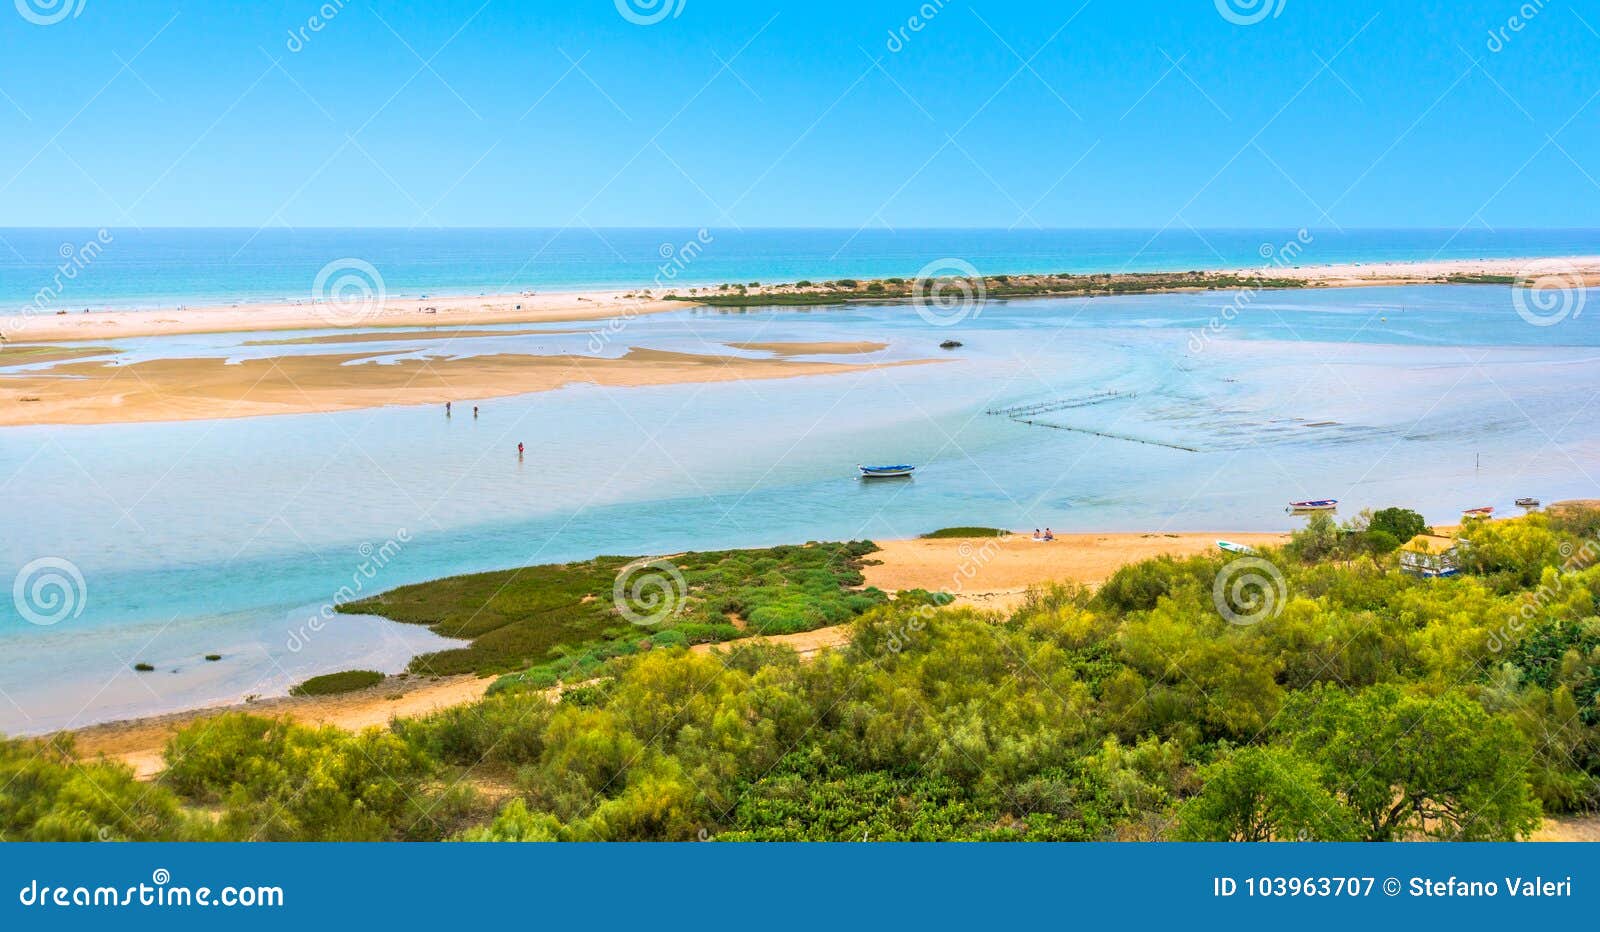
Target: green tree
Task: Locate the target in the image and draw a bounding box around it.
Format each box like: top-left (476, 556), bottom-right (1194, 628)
top-left (1173, 746), bottom-right (1358, 841)
top-left (1283, 685), bottom-right (1541, 840)
top-left (1369, 507), bottom-right (1428, 546)
top-left (1286, 513), bottom-right (1342, 563)
top-left (1456, 515), bottom-right (1564, 588)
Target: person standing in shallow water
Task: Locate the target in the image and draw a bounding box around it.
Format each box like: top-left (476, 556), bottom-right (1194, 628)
top-left (473, 405), bottom-right (479, 419)
top-left (445, 401), bottom-right (451, 417)
top-left (517, 442), bottom-right (524, 459)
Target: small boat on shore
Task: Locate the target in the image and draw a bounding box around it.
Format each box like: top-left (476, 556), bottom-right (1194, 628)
top-left (1217, 540), bottom-right (1257, 554)
top-left (858, 464), bottom-right (915, 478)
top-left (1287, 499), bottom-right (1338, 512)
top-left (1515, 497), bottom-right (1540, 508)
top-left (1461, 506), bottom-right (1495, 518)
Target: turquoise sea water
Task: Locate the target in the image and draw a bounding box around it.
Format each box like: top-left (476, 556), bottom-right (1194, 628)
top-left (4, 272), bottom-right (1600, 731)
top-left (6, 227), bottom-right (1600, 309)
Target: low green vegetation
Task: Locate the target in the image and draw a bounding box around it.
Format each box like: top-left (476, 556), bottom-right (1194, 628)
top-left (668, 271), bottom-right (1312, 308)
top-left (341, 541), bottom-right (886, 686)
top-left (8, 508), bottom-right (1600, 842)
top-left (1444, 273), bottom-right (1518, 284)
top-left (921, 527), bottom-right (1010, 539)
top-left (668, 270), bottom-right (1530, 308)
top-left (288, 669), bottom-right (385, 696)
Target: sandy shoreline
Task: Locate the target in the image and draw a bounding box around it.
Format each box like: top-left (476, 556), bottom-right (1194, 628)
top-left (66, 530), bottom-right (1283, 775)
top-left (862, 531), bottom-right (1291, 611)
top-left (8, 255), bottom-right (1597, 345)
top-left (3, 288), bottom-right (680, 344)
top-left (1223, 254), bottom-right (1600, 288)
top-left (68, 673), bottom-right (496, 780)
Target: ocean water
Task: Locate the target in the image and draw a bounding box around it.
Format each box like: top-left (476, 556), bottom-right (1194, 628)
top-left (4, 280), bottom-right (1600, 732)
top-left (5, 227), bottom-right (1600, 310)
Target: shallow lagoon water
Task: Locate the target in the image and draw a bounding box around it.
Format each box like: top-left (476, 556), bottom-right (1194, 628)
top-left (3, 284), bottom-right (1599, 732)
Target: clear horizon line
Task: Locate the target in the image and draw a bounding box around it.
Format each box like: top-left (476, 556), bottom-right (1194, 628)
top-left (4, 224), bottom-right (1600, 233)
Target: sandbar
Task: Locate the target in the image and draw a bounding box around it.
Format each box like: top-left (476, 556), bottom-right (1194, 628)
top-left (0, 346), bottom-right (934, 426)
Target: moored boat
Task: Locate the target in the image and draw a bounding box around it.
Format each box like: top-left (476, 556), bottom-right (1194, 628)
top-left (1217, 540), bottom-right (1257, 554)
top-left (1286, 499), bottom-right (1338, 512)
top-left (1515, 497), bottom-right (1540, 508)
top-left (1461, 506), bottom-right (1495, 518)
top-left (858, 464), bottom-right (915, 478)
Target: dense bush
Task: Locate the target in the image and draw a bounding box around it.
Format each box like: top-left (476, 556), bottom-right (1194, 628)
top-left (920, 526), bottom-right (1009, 538)
top-left (0, 736), bottom-right (188, 841)
top-left (161, 714), bottom-right (456, 841)
top-left (289, 669), bottom-right (384, 696)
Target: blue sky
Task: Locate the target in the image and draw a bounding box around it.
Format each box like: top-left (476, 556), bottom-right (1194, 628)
top-left (1, 0), bottom-right (1596, 228)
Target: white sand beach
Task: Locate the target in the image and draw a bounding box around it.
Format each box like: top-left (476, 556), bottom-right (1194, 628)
top-left (9, 255), bottom-right (1598, 345)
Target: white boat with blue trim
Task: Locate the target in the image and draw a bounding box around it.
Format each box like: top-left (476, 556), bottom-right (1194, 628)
top-left (1286, 499), bottom-right (1338, 513)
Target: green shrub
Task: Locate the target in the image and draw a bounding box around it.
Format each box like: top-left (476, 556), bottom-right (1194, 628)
top-left (0, 736), bottom-right (189, 841)
top-left (289, 669), bottom-right (384, 696)
top-left (920, 526), bottom-right (1008, 538)
top-left (161, 713), bottom-right (442, 841)
top-left (395, 689), bottom-right (554, 766)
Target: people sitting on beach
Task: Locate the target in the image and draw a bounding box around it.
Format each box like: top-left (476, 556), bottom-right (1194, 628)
top-left (1043, 527), bottom-right (1054, 541)
top-left (1032, 529), bottom-right (1042, 541)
